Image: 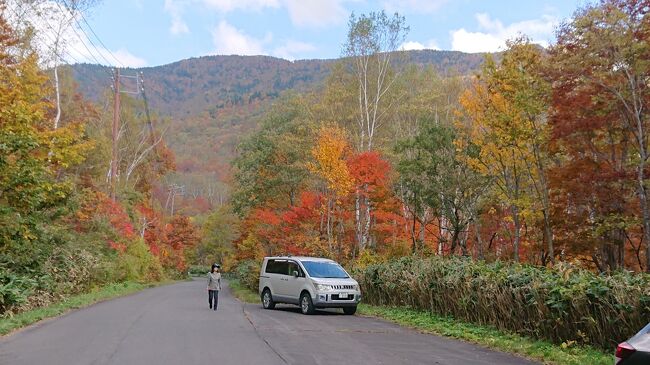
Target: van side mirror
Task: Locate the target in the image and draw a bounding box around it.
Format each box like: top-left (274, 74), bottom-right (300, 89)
top-left (292, 270), bottom-right (299, 278)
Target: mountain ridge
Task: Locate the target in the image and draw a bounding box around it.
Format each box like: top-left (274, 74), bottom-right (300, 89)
top-left (66, 49), bottom-right (490, 189)
top-left (66, 50), bottom-right (488, 119)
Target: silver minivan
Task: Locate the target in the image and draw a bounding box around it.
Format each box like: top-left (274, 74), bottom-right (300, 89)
top-left (258, 256), bottom-right (362, 315)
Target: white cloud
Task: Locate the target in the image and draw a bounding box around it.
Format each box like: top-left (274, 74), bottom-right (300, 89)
top-left (107, 49), bottom-right (148, 67)
top-left (67, 41), bottom-right (148, 67)
top-left (199, 0), bottom-right (350, 28)
top-left (383, 0), bottom-right (448, 14)
top-left (164, 0), bottom-right (190, 35)
top-left (450, 13), bottom-right (558, 53)
top-left (273, 40), bottom-right (316, 60)
top-left (201, 0), bottom-right (280, 12)
top-left (211, 21), bottom-right (316, 60)
top-left (400, 40), bottom-right (440, 51)
top-left (284, 0), bottom-right (348, 28)
top-left (7, 1), bottom-right (147, 67)
top-left (211, 20), bottom-right (271, 55)
top-left (170, 18), bottom-right (190, 35)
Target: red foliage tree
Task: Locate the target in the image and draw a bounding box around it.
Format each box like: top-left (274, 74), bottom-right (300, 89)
top-left (163, 215), bottom-right (200, 271)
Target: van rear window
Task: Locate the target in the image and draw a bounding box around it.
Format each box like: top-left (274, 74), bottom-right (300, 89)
top-left (265, 259), bottom-right (289, 274)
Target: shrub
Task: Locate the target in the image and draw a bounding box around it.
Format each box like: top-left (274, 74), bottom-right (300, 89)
top-left (0, 272), bottom-right (36, 315)
top-left (232, 259), bottom-right (261, 292)
top-left (45, 247), bottom-right (102, 295)
top-left (355, 256), bottom-right (650, 350)
top-left (188, 265), bottom-right (211, 276)
top-left (116, 239), bottom-right (164, 283)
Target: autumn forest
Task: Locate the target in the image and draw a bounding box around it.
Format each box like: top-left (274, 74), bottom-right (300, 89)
top-left (1, 0), bottom-right (649, 352)
top-left (227, 2), bottom-right (650, 275)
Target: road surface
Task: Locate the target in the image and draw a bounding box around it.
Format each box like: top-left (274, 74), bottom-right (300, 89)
top-left (0, 279), bottom-right (538, 365)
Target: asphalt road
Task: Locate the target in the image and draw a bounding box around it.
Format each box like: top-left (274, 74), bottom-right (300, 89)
top-left (0, 279), bottom-right (538, 365)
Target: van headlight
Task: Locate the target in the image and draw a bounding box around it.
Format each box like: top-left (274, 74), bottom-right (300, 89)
top-left (315, 283), bottom-right (332, 291)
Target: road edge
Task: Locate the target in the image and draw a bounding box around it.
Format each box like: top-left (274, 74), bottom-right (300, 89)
top-left (0, 280), bottom-right (178, 338)
top-left (357, 305), bottom-right (613, 365)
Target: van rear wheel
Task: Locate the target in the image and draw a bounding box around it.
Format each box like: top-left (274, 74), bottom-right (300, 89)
top-left (343, 306), bottom-right (357, 315)
top-left (300, 292), bottom-right (315, 315)
top-left (262, 289), bottom-right (275, 309)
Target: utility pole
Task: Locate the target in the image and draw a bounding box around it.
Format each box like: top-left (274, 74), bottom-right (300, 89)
top-left (111, 68), bottom-right (120, 201)
top-left (165, 184), bottom-right (185, 216)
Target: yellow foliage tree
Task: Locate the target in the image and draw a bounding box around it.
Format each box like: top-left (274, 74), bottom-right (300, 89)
top-left (458, 38), bottom-right (551, 263)
top-left (309, 126), bottom-right (353, 196)
top-left (308, 125), bottom-right (353, 255)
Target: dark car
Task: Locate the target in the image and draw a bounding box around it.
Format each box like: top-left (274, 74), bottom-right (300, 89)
top-left (616, 323), bottom-right (650, 364)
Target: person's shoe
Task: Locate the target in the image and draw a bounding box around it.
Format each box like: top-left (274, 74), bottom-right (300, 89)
top-left (209, 305), bottom-right (212, 309)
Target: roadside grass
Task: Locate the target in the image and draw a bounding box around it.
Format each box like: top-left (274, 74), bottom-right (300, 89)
top-left (225, 280), bottom-right (613, 365)
top-left (358, 305), bottom-right (614, 365)
top-left (227, 278), bottom-right (259, 304)
top-left (0, 281), bottom-right (171, 336)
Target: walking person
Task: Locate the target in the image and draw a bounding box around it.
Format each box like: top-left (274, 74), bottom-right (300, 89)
top-left (207, 264), bottom-right (221, 310)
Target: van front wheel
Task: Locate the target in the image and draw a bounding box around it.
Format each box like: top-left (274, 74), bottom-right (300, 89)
top-left (262, 289), bottom-right (275, 309)
top-left (343, 306), bottom-right (357, 315)
top-left (300, 292), bottom-right (315, 315)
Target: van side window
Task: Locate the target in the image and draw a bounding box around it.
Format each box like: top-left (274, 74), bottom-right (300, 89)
top-left (287, 261), bottom-right (302, 277)
top-left (265, 260), bottom-right (274, 273)
top-left (265, 259), bottom-right (288, 275)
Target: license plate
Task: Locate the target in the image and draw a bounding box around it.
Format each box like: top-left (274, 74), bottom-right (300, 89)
top-left (339, 293), bottom-right (348, 299)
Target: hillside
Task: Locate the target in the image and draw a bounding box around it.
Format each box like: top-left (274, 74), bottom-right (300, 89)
top-left (67, 50), bottom-right (488, 208)
top-left (68, 50), bottom-right (486, 119)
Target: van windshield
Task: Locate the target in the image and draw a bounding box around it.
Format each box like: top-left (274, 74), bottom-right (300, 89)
top-left (301, 261), bottom-right (349, 278)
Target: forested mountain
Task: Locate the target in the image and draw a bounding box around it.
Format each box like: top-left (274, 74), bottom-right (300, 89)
top-left (65, 50), bottom-right (488, 207)
top-left (68, 50), bottom-right (486, 119)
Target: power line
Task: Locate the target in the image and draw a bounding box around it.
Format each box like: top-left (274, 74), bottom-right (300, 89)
top-left (27, 1), bottom-right (105, 67)
top-left (56, 0), bottom-right (120, 67)
top-left (13, 0), bottom-right (115, 73)
top-left (7, 2), bottom-right (108, 75)
top-left (51, 1), bottom-right (113, 67)
top-left (63, 0), bottom-right (125, 68)
top-left (6, 5), bottom-right (80, 64)
top-left (5, 4), bottom-right (117, 102)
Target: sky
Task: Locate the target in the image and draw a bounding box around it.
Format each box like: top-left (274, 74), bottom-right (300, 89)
top-left (14, 0), bottom-right (591, 67)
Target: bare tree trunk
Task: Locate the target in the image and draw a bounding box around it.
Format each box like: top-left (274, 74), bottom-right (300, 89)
top-left (600, 230), bottom-right (624, 272)
top-left (53, 63), bottom-right (61, 129)
top-left (460, 228), bottom-right (469, 257)
top-left (326, 197), bottom-right (333, 254)
top-left (363, 195), bottom-right (371, 248)
top-left (542, 209), bottom-right (553, 265)
top-left (535, 146), bottom-right (554, 265)
top-left (319, 197), bottom-right (325, 239)
top-left (170, 192), bottom-right (176, 216)
top-left (410, 210), bottom-right (417, 253)
top-left (474, 220), bottom-right (484, 260)
top-left (638, 163), bottom-right (650, 273)
top-left (437, 216), bottom-right (445, 255)
top-left (418, 218), bottom-right (425, 250)
top-left (355, 189), bottom-right (362, 252)
top-left (450, 229), bottom-right (459, 255)
top-left (512, 205), bottom-right (521, 262)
